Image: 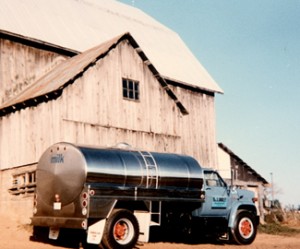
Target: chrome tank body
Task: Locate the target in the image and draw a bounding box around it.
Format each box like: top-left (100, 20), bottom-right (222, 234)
top-left (36, 142), bottom-right (204, 209)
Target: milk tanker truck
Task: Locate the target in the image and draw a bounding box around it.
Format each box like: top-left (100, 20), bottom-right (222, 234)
top-left (31, 142), bottom-right (259, 249)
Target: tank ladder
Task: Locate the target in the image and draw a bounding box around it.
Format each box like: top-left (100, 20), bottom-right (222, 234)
top-left (139, 151), bottom-right (158, 189)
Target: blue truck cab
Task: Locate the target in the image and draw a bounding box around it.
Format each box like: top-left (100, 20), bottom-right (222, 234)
top-left (191, 168), bottom-right (259, 244)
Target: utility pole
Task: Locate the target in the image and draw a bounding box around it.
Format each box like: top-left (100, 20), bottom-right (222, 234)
top-left (270, 172), bottom-right (274, 207)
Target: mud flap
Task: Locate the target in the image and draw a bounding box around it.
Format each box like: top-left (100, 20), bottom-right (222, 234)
top-left (87, 219), bottom-right (106, 245)
top-left (134, 211), bottom-right (151, 242)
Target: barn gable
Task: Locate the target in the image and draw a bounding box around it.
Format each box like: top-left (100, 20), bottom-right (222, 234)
top-left (0, 33), bottom-right (187, 117)
top-left (0, 32), bottom-right (187, 169)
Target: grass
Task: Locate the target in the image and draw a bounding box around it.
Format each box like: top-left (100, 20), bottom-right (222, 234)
top-left (258, 223), bottom-right (300, 236)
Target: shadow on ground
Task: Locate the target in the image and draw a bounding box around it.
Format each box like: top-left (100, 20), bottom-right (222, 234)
top-left (30, 226), bottom-right (229, 249)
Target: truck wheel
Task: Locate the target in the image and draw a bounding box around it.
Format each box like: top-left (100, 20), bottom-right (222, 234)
top-left (102, 209), bottom-right (139, 249)
top-left (231, 211), bottom-right (257, 245)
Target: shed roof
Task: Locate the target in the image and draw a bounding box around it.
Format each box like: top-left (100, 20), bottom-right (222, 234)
top-left (0, 0), bottom-right (222, 93)
top-left (218, 143), bottom-right (268, 185)
top-left (0, 33), bottom-right (188, 116)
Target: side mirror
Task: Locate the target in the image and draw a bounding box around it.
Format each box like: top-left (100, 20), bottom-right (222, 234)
top-left (227, 185), bottom-right (236, 196)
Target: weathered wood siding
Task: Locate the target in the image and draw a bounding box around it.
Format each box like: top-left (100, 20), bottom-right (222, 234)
top-left (61, 40), bottom-right (181, 151)
top-left (172, 86), bottom-right (217, 167)
top-left (0, 40), bottom-right (217, 169)
top-left (0, 38), bottom-right (68, 104)
top-left (0, 40), bottom-right (182, 169)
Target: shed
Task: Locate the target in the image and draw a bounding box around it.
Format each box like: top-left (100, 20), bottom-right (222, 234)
top-left (217, 143), bottom-right (269, 221)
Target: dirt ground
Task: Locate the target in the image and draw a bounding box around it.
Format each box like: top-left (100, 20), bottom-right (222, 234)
top-left (1, 214), bottom-right (300, 249)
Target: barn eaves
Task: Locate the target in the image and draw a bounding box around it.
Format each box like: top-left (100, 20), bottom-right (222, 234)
top-left (0, 29), bottom-right (79, 57)
top-left (0, 32), bottom-right (188, 117)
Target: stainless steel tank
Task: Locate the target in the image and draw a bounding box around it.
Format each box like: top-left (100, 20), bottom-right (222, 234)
top-left (36, 142), bottom-right (204, 208)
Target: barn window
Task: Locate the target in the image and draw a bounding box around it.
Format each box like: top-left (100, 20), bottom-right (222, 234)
top-left (122, 78), bottom-right (139, 101)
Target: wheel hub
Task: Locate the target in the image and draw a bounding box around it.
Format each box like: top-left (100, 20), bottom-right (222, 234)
top-left (240, 218), bottom-right (252, 237)
top-left (114, 221), bottom-right (128, 240)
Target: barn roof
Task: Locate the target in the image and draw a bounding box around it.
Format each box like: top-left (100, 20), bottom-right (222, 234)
top-left (218, 143), bottom-right (268, 185)
top-left (0, 0), bottom-right (222, 93)
top-left (0, 33), bottom-right (188, 116)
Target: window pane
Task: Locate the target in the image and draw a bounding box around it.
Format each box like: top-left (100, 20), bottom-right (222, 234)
top-left (129, 90), bottom-right (134, 99)
top-left (128, 80), bottom-right (133, 90)
top-left (134, 83), bottom-right (139, 91)
top-left (122, 79), bottom-right (127, 89)
top-left (123, 89), bottom-right (128, 98)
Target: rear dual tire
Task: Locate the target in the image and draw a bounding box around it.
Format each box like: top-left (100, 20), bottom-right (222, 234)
top-left (102, 209), bottom-right (139, 249)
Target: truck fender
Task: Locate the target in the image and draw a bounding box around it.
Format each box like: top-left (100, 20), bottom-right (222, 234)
top-left (227, 203), bottom-right (256, 228)
top-left (227, 203), bottom-right (242, 228)
top-left (87, 219), bottom-right (106, 245)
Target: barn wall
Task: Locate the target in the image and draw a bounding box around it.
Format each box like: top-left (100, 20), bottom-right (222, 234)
top-left (172, 86), bottom-right (217, 168)
top-left (0, 38), bottom-right (68, 104)
top-left (0, 102), bottom-right (63, 169)
top-left (0, 40), bottom-right (218, 222)
top-left (0, 98), bottom-right (66, 222)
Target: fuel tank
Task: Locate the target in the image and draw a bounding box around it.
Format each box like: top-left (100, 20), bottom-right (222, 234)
top-left (36, 142), bottom-right (204, 207)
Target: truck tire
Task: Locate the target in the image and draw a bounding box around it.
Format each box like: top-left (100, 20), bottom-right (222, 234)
top-left (102, 209), bottom-right (139, 249)
top-left (231, 210), bottom-right (257, 245)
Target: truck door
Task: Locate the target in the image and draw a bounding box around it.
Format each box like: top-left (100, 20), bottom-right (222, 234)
top-left (197, 170), bottom-right (230, 217)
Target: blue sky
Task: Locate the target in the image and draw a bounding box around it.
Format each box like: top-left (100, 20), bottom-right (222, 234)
top-left (119, 0), bottom-right (300, 207)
